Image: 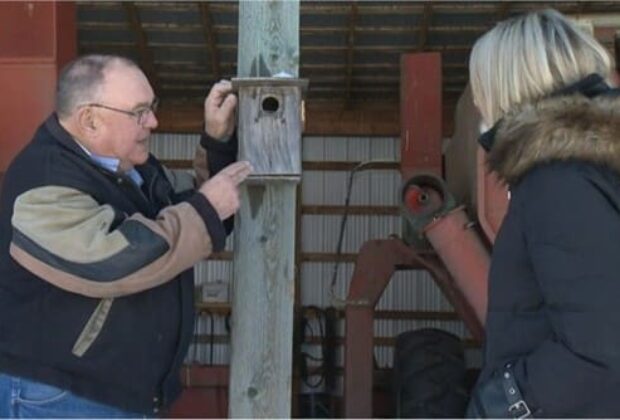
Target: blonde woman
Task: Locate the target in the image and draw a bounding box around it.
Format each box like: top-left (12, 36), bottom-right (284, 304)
top-left (467, 9), bottom-right (620, 418)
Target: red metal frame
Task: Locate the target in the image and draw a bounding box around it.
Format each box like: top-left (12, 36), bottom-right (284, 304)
top-left (344, 52), bottom-right (492, 417)
top-left (343, 239), bottom-right (483, 418)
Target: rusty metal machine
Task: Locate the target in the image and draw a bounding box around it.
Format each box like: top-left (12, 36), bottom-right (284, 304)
top-left (342, 52), bottom-right (510, 417)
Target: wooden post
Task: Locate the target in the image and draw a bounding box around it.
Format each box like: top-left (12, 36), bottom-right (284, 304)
top-left (229, 1), bottom-right (302, 418)
top-left (236, 0), bottom-right (299, 78)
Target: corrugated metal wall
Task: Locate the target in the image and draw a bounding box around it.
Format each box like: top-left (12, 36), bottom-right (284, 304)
top-left (149, 132), bottom-right (473, 393)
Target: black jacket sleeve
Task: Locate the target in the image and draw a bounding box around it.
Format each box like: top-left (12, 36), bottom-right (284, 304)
top-left (200, 130), bottom-right (238, 234)
top-left (201, 130), bottom-right (238, 175)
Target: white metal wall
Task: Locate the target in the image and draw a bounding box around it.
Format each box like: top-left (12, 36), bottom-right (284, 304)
top-left (149, 133), bottom-right (473, 391)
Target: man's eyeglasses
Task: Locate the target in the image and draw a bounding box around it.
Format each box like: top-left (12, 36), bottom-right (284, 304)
top-left (84, 97), bottom-right (159, 126)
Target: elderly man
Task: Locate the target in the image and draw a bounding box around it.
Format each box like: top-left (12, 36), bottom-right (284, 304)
top-left (0, 55), bottom-right (250, 418)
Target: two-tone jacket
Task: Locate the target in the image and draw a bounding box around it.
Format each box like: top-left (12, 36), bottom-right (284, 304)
top-left (0, 114), bottom-right (236, 415)
top-left (469, 74), bottom-right (620, 417)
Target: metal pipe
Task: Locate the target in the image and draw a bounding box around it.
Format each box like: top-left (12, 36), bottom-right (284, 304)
top-left (424, 206), bottom-right (489, 325)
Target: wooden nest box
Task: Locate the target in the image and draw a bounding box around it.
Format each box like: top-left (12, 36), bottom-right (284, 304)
top-left (232, 77), bottom-right (308, 182)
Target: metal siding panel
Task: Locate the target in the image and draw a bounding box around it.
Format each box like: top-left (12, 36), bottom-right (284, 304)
top-left (349, 170), bottom-right (370, 206)
top-left (371, 167), bottom-right (401, 205)
top-left (372, 136), bottom-right (400, 161)
top-left (301, 171), bottom-right (324, 204)
top-left (302, 136), bottom-right (325, 160)
top-left (302, 214), bottom-right (403, 254)
top-left (149, 132), bottom-right (200, 160)
top-left (323, 136), bottom-right (349, 161)
top-left (345, 136), bottom-right (371, 161)
top-left (301, 262), bottom-right (354, 308)
top-left (186, 315), bottom-right (231, 365)
top-left (152, 134), bottom-right (472, 377)
top-left (322, 171), bottom-right (349, 205)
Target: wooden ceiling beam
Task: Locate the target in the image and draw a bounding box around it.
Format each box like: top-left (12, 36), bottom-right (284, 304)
top-left (160, 83), bottom-right (405, 93)
top-left (77, 2), bottom-right (120, 10)
top-left (205, 2), bottom-right (535, 15)
top-left (155, 99), bottom-right (401, 136)
top-left (304, 62), bottom-right (469, 70)
top-left (80, 41), bottom-right (474, 54)
top-left (579, 2), bottom-right (594, 14)
top-left (198, 1), bottom-right (221, 81)
top-left (345, 2), bottom-right (358, 107)
top-left (79, 21), bottom-right (202, 31)
top-left (126, 2), bottom-right (198, 12)
top-left (356, 4), bottom-right (426, 14)
top-left (78, 22), bottom-right (128, 30)
top-left (79, 1), bottom-right (620, 14)
top-left (206, 24), bottom-right (488, 35)
top-left (430, 3), bottom-right (512, 13)
top-left (496, 2), bottom-right (513, 21)
top-left (158, 72), bottom-right (215, 81)
top-left (79, 41), bottom-right (134, 49)
top-left (122, 2), bottom-right (159, 91)
top-left (154, 61), bottom-right (209, 71)
top-left (154, 96), bottom-right (459, 137)
top-left (309, 74), bottom-right (468, 83)
top-left (418, 2), bottom-right (433, 51)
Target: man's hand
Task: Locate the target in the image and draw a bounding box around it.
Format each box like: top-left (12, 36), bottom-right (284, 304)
top-left (204, 80), bottom-right (237, 141)
top-left (199, 161), bottom-right (252, 220)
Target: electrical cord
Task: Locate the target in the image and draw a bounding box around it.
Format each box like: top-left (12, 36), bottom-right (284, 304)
top-left (300, 306), bottom-right (326, 389)
top-left (329, 160), bottom-right (396, 307)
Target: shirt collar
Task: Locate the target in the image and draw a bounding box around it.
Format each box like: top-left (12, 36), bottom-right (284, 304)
top-left (73, 139), bottom-right (144, 187)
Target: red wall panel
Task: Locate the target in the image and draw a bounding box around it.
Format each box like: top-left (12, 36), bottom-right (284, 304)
top-left (0, 2), bottom-right (55, 60)
top-left (0, 2), bottom-right (75, 174)
top-left (0, 64), bottom-right (56, 170)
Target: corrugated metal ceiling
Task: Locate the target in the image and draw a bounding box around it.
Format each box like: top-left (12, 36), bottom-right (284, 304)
top-left (76, 1), bottom-right (620, 110)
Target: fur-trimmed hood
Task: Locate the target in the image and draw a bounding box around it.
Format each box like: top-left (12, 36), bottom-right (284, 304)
top-left (487, 92), bottom-right (620, 186)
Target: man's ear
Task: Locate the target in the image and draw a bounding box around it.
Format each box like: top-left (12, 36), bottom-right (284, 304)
top-left (76, 106), bottom-right (98, 134)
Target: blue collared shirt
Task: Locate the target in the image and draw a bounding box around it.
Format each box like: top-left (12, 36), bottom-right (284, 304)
top-left (74, 140), bottom-right (144, 186)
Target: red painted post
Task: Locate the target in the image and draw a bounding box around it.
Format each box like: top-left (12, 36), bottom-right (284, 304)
top-left (344, 306), bottom-right (375, 418)
top-left (400, 53), bottom-right (442, 180)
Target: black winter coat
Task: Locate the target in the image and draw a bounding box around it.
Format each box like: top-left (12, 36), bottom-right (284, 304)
top-left (0, 115), bottom-right (236, 415)
top-left (470, 76), bottom-right (620, 417)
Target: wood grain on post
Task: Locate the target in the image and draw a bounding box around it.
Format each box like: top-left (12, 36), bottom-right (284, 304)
top-left (229, 1), bottom-right (302, 418)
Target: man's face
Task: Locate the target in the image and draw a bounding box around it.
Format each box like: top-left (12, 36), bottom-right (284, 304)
top-left (94, 63), bottom-right (158, 171)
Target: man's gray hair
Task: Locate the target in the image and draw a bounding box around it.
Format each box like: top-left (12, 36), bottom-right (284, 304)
top-left (55, 54), bottom-right (139, 119)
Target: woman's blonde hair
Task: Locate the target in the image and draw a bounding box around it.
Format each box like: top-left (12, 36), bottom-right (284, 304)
top-left (469, 8), bottom-right (613, 126)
